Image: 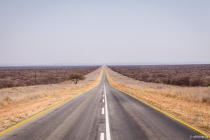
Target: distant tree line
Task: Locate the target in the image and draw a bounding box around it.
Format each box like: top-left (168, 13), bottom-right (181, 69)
top-left (108, 65), bottom-right (210, 87)
top-left (0, 66), bottom-right (99, 89)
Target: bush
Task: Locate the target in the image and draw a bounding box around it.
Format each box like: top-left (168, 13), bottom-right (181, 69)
top-left (162, 78), bottom-right (170, 84)
top-left (174, 76), bottom-right (190, 86)
top-left (190, 78), bottom-right (203, 86)
top-left (207, 82), bottom-right (210, 87)
top-left (202, 96), bottom-right (210, 104)
top-left (2, 81), bottom-right (13, 88)
top-left (141, 73), bottom-right (149, 81)
top-left (68, 73), bottom-right (85, 84)
top-left (155, 79), bottom-right (160, 83)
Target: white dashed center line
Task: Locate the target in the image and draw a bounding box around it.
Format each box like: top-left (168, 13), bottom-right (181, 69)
top-left (100, 132), bottom-right (104, 140)
top-left (104, 84), bottom-right (111, 140)
top-left (102, 108), bottom-right (104, 114)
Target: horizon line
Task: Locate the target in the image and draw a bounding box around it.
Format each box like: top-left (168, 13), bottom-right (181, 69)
top-left (0, 62), bottom-right (210, 67)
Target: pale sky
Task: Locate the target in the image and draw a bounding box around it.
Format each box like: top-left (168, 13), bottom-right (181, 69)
top-left (0, 0), bottom-right (210, 65)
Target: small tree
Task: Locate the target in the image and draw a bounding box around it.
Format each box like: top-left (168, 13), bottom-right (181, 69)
top-left (68, 73), bottom-right (85, 84)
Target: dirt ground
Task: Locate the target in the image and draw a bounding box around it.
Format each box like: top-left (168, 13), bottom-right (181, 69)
top-left (0, 67), bottom-right (102, 131)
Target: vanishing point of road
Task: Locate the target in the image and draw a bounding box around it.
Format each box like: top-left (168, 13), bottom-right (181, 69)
top-left (0, 71), bottom-right (205, 140)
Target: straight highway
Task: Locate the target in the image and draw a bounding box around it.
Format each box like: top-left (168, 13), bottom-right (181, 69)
top-left (0, 71), bottom-right (204, 140)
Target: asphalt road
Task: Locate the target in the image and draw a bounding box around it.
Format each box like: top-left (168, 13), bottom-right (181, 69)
top-left (0, 71), bottom-right (205, 140)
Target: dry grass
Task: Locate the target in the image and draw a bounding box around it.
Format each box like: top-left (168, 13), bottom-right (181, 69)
top-left (0, 67), bottom-right (103, 131)
top-left (105, 67), bottom-right (210, 134)
top-left (109, 65), bottom-right (210, 87)
top-left (0, 66), bottom-right (99, 89)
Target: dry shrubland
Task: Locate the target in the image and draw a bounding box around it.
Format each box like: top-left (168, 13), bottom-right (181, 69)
top-left (0, 66), bottom-right (99, 89)
top-left (0, 67), bottom-right (102, 131)
top-left (105, 67), bottom-right (210, 134)
top-left (109, 65), bottom-right (210, 87)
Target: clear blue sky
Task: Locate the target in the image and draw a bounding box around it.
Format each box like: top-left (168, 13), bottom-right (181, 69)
top-left (0, 0), bottom-right (210, 65)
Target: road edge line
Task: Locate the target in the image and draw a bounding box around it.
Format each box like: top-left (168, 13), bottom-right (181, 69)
top-left (0, 82), bottom-right (102, 136)
top-left (0, 67), bottom-right (104, 135)
top-left (105, 71), bottom-right (210, 138)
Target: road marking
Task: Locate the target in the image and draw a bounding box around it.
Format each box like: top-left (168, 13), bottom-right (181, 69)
top-left (100, 133), bottom-right (104, 140)
top-left (102, 108), bottom-right (104, 114)
top-left (104, 84), bottom-right (111, 140)
top-left (107, 79), bottom-right (210, 138)
top-left (0, 88), bottom-right (91, 135)
top-left (103, 99), bottom-right (104, 102)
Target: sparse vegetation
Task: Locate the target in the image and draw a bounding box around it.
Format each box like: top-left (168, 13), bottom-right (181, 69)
top-left (108, 64), bottom-right (210, 87)
top-left (0, 66), bottom-right (99, 89)
top-left (105, 67), bottom-right (210, 134)
top-left (0, 67), bottom-right (102, 131)
top-left (68, 73), bottom-right (85, 84)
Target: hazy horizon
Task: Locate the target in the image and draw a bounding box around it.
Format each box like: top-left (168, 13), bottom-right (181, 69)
top-left (1, 1), bottom-right (210, 66)
top-left (1, 61), bottom-right (210, 67)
